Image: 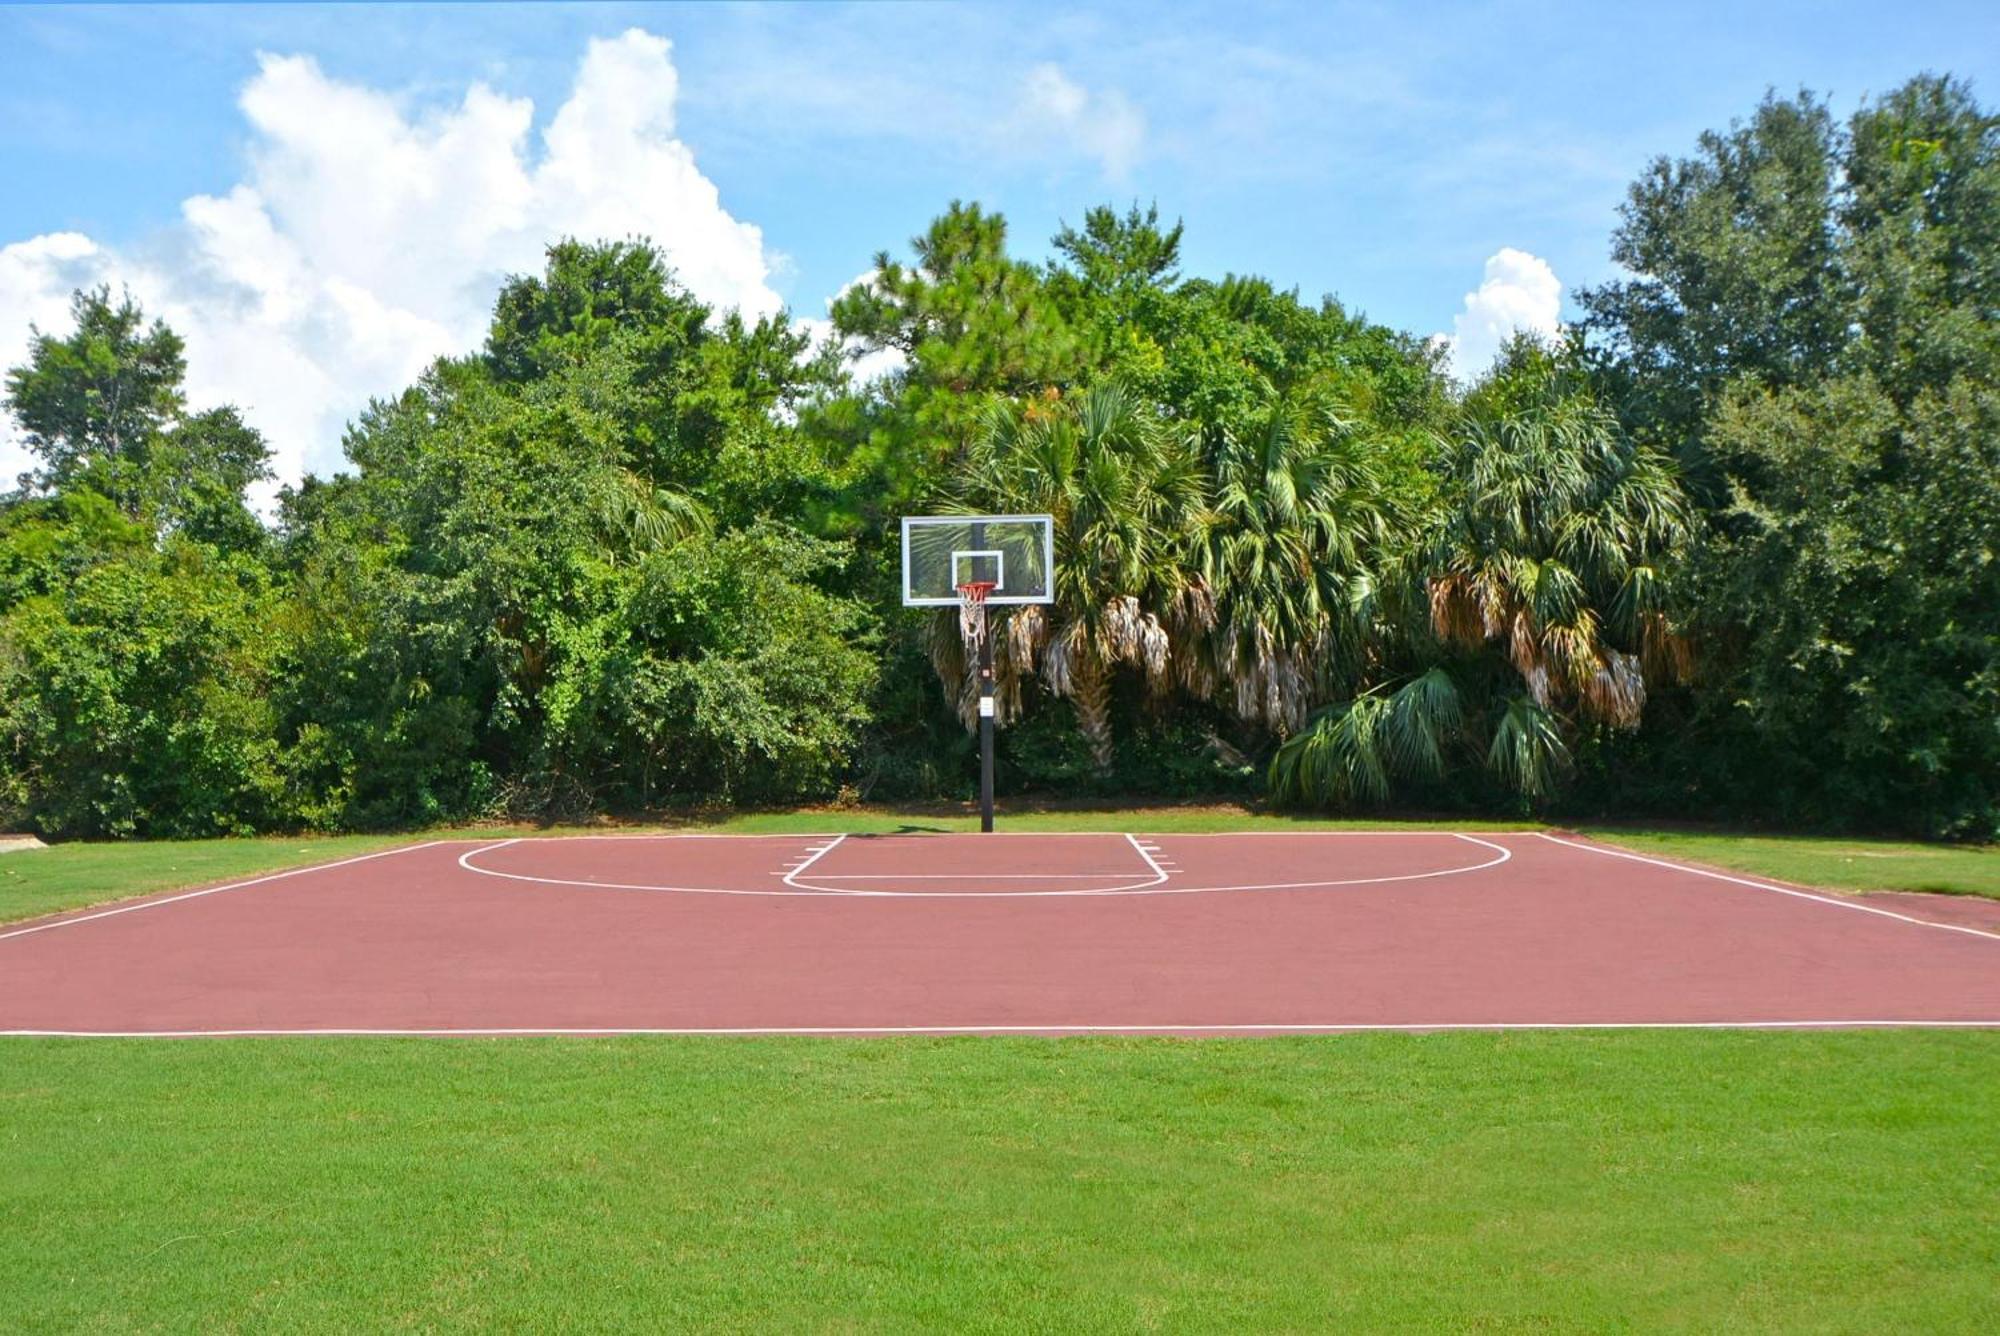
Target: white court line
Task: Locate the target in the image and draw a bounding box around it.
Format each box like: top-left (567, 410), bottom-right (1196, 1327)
top-left (785, 831), bottom-right (1169, 896)
top-left (457, 838), bottom-right (522, 874)
top-left (489, 832), bottom-right (846, 840)
top-left (4, 1019), bottom-right (1997, 1037)
top-left (460, 840), bottom-right (879, 899)
top-left (0, 841), bottom-right (450, 945)
top-left (780, 836), bottom-right (848, 891)
top-left (1537, 833), bottom-right (2000, 944)
top-left (1124, 832), bottom-right (1170, 885)
top-left (456, 833), bottom-right (1512, 898)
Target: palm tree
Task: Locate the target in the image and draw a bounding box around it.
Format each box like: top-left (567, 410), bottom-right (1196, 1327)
top-left (931, 385), bottom-right (1207, 774)
top-left (586, 468), bottom-right (711, 561)
top-left (1270, 343), bottom-right (1693, 808)
top-left (1427, 351), bottom-right (1691, 735)
top-left (1196, 379), bottom-right (1399, 734)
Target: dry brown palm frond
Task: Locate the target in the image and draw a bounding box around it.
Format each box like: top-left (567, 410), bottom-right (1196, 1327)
top-left (929, 604), bottom-right (1038, 729)
top-left (1475, 567), bottom-right (1512, 640)
top-left (1040, 622), bottom-right (1085, 699)
top-left (1523, 662), bottom-right (1553, 708)
top-left (1171, 578), bottom-right (1218, 635)
top-left (1267, 651), bottom-right (1310, 736)
top-left (1100, 595), bottom-right (1146, 666)
top-left (1581, 649), bottom-right (1647, 729)
top-left (925, 607), bottom-right (968, 692)
top-left (1231, 623), bottom-right (1277, 722)
top-left (1006, 604), bottom-right (1049, 669)
top-left (1508, 607), bottom-right (1541, 680)
top-left (1176, 637), bottom-right (1219, 699)
top-left (1640, 611), bottom-right (1695, 684)
top-left (1136, 610), bottom-right (1172, 693)
top-left (1540, 610), bottom-right (1603, 696)
top-left (1428, 573), bottom-right (1485, 647)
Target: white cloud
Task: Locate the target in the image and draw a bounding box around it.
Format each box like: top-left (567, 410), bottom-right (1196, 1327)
top-left (0, 29), bottom-right (783, 498)
top-left (1016, 63), bottom-right (1145, 182)
top-left (1436, 247), bottom-right (1563, 383)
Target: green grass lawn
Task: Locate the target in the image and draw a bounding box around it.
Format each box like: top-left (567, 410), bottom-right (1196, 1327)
top-left (6, 808), bottom-right (1996, 928)
top-left (3, 1032), bottom-right (1995, 1330)
top-left (0, 833), bottom-right (411, 927)
top-left (1575, 825), bottom-right (2000, 898)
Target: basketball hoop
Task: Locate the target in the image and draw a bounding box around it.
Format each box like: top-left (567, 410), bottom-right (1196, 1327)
top-left (901, 514), bottom-right (1053, 833)
top-left (955, 579), bottom-right (998, 649)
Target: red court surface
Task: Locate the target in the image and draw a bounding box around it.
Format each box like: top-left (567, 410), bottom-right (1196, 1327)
top-left (2, 831), bottom-right (1996, 1035)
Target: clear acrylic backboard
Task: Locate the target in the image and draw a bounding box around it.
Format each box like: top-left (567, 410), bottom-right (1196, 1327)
top-left (901, 514), bottom-right (1055, 606)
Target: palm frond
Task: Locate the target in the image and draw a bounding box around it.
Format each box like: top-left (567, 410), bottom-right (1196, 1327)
top-left (1487, 695), bottom-right (1573, 801)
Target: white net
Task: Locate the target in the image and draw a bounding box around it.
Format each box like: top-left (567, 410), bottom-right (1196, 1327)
top-left (957, 583), bottom-right (993, 652)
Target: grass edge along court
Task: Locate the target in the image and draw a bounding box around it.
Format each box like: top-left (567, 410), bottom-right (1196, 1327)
top-left (3, 1032), bottom-right (1997, 1330)
top-left (3, 808), bottom-right (1996, 928)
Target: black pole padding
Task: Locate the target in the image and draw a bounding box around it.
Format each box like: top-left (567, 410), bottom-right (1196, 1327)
top-left (978, 608), bottom-right (995, 833)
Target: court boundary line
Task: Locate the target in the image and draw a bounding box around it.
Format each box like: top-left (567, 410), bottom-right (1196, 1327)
top-left (457, 832), bottom-right (1512, 898)
top-left (0, 841), bottom-right (450, 945)
top-left (4, 1019), bottom-right (1997, 1037)
top-left (1537, 833), bottom-right (2000, 944)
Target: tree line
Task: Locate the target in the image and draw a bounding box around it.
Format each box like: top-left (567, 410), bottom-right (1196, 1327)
top-left (2, 75), bottom-right (1994, 839)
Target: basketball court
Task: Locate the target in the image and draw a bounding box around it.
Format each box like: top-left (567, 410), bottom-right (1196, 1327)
top-left (2, 829), bottom-right (1995, 1035)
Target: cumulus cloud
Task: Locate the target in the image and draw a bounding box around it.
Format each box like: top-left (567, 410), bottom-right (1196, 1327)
top-left (0, 29), bottom-right (782, 496)
top-left (1016, 63), bottom-right (1145, 182)
top-left (1436, 247), bottom-right (1563, 383)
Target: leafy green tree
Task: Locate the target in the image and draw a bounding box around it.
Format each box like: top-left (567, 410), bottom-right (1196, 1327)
top-left (3, 287), bottom-right (272, 545)
top-left (1839, 76), bottom-right (2000, 402)
top-left (0, 490), bottom-right (150, 613)
top-left (487, 238), bottom-right (710, 385)
top-left (487, 238), bottom-right (841, 526)
top-left (1584, 75), bottom-right (2000, 834)
top-left (834, 202), bottom-right (1081, 396)
top-left (828, 202), bottom-right (1083, 513)
top-left (0, 540), bottom-right (284, 837)
top-left (595, 524), bottom-right (878, 803)
top-left (279, 240), bottom-right (876, 819)
top-left (1580, 91), bottom-right (1845, 482)
top-left (1685, 374), bottom-right (1999, 835)
top-left (3, 287), bottom-right (187, 509)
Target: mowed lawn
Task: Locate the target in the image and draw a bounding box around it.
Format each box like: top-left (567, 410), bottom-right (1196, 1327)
top-left (3, 1033), bottom-right (1996, 1329)
top-left (0, 833), bottom-right (410, 926)
top-left (1574, 826), bottom-right (2000, 899)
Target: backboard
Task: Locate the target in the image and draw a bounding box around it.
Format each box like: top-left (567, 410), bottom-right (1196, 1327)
top-left (901, 514), bottom-right (1055, 606)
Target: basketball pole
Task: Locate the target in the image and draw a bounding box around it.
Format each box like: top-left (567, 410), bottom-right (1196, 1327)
top-left (977, 603), bottom-right (995, 833)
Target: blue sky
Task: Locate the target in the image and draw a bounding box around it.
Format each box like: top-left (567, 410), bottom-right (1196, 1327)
top-left (3, 1), bottom-right (1995, 486)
